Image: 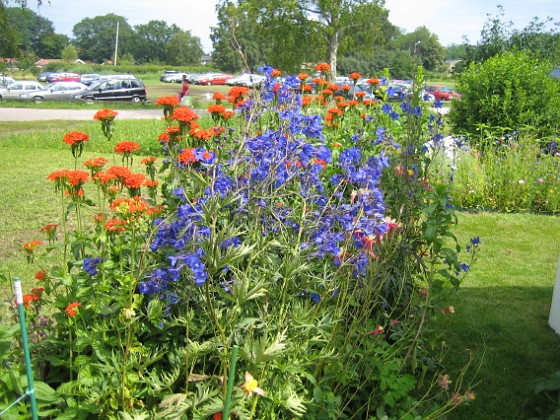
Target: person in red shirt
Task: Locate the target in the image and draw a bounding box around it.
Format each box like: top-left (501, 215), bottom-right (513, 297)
top-left (181, 75), bottom-right (190, 98)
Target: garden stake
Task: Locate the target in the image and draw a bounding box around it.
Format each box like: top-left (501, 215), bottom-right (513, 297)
top-left (222, 344), bottom-right (239, 419)
top-left (12, 278), bottom-right (39, 419)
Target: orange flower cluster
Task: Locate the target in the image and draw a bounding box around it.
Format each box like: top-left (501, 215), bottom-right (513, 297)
top-left (122, 173), bottom-right (146, 189)
top-left (114, 141), bottom-right (141, 155)
top-left (155, 96), bottom-right (180, 107)
top-left (349, 72), bottom-right (362, 80)
top-left (40, 224), bottom-right (58, 234)
top-left (105, 218), bottom-right (128, 232)
top-left (22, 240), bottom-right (42, 253)
top-left (178, 148), bottom-right (198, 165)
top-left (22, 288), bottom-right (43, 308)
top-left (110, 196), bottom-right (163, 217)
top-left (141, 156), bottom-right (157, 165)
top-left (297, 72), bottom-right (310, 81)
top-left (208, 104), bottom-right (227, 115)
top-left (84, 157), bottom-right (109, 171)
top-left (172, 106), bottom-right (199, 124)
top-left (158, 125), bottom-right (182, 143)
top-left (35, 270), bottom-right (46, 281)
top-left (228, 86), bottom-right (250, 101)
top-left (367, 78), bottom-right (381, 85)
top-left (63, 131), bottom-right (89, 146)
top-left (213, 92), bottom-right (226, 101)
top-left (65, 302), bottom-right (81, 317)
top-left (325, 107), bottom-right (343, 127)
top-left (316, 63), bottom-right (331, 73)
top-left (270, 68), bottom-right (282, 77)
top-left (93, 108), bottom-right (118, 122)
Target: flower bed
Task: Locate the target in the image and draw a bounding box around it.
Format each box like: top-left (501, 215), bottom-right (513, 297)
top-left (4, 65), bottom-right (478, 418)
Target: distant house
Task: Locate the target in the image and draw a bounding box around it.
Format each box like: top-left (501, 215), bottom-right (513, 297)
top-left (0, 58), bottom-right (18, 68)
top-left (201, 55), bottom-right (212, 66)
top-left (34, 58), bottom-right (86, 67)
top-left (444, 59), bottom-right (462, 72)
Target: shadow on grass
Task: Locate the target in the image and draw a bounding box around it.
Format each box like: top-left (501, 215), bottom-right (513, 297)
top-left (440, 286), bottom-right (560, 419)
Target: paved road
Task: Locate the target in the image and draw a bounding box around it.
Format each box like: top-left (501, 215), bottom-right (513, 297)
top-left (0, 107), bottom-right (163, 121)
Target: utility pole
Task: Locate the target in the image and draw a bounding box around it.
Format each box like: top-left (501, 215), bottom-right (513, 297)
top-left (114, 21), bottom-right (119, 66)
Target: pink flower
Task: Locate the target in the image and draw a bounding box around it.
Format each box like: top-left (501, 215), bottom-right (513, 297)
top-left (369, 325), bottom-right (384, 337)
top-left (438, 374), bottom-right (452, 390)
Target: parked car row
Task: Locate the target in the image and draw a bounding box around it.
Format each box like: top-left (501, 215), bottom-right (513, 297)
top-left (159, 70), bottom-right (265, 87)
top-left (0, 75), bottom-right (147, 103)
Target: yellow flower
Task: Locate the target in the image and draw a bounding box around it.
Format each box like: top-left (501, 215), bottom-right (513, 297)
top-left (240, 372), bottom-right (265, 397)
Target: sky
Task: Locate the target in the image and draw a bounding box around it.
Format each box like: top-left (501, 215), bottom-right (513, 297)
top-left (32, 0), bottom-right (560, 53)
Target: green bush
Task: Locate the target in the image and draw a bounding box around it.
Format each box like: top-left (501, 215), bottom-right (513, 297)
top-left (449, 51), bottom-right (560, 148)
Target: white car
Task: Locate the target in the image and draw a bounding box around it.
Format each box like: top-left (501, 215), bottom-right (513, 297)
top-left (0, 74), bottom-right (15, 88)
top-left (226, 73), bottom-right (265, 88)
top-left (0, 81), bottom-right (44, 100)
top-left (19, 81), bottom-right (89, 103)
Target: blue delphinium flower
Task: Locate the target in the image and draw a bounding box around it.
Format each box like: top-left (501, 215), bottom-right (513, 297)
top-left (83, 257), bottom-right (103, 276)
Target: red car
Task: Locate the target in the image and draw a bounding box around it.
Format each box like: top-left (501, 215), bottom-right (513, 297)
top-left (47, 72), bottom-right (81, 83)
top-left (197, 73), bottom-right (235, 85)
top-left (425, 85), bottom-right (461, 101)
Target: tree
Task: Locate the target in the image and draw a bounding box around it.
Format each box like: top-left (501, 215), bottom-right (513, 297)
top-left (73, 14), bottom-right (134, 62)
top-left (36, 33), bottom-right (69, 58)
top-left (164, 31), bottom-right (204, 66)
top-left (239, 0), bottom-right (387, 76)
top-left (61, 44), bottom-right (78, 61)
top-left (391, 26), bottom-right (444, 71)
top-left (131, 20), bottom-right (182, 64)
top-left (211, 1), bottom-right (271, 73)
top-left (4, 6), bottom-right (58, 56)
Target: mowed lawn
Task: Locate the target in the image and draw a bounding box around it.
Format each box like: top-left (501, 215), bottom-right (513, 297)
top-left (444, 211), bottom-right (560, 419)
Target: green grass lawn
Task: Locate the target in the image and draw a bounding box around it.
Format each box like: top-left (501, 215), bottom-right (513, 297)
top-left (1, 121), bottom-right (559, 417)
top-left (443, 211), bottom-right (560, 418)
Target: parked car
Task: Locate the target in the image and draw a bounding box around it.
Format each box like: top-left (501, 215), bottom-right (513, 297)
top-left (162, 72), bottom-right (189, 83)
top-left (160, 70), bottom-right (180, 82)
top-left (38, 72), bottom-right (56, 82)
top-left (196, 73), bottom-right (235, 85)
top-left (0, 81), bottom-right (44, 100)
top-left (80, 74), bottom-right (101, 86)
top-left (19, 81), bottom-right (88, 103)
top-left (0, 74), bottom-right (15, 88)
top-left (46, 72), bottom-right (81, 83)
top-left (95, 74), bottom-right (136, 82)
top-left (424, 85), bottom-right (461, 101)
top-left (226, 73), bottom-right (265, 88)
top-left (72, 78), bottom-right (147, 103)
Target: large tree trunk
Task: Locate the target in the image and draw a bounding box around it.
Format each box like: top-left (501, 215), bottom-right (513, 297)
top-left (327, 31), bottom-right (339, 79)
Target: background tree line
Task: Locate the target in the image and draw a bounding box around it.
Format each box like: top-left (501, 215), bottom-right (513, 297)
top-left (1, 1), bottom-right (559, 79)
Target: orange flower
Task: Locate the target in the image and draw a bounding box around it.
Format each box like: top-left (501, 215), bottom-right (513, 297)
top-left (208, 104), bottom-right (227, 115)
top-left (367, 78), bottom-right (381, 85)
top-left (35, 270), bottom-right (46, 281)
top-left (66, 170), bottom-right (90, 187)
top-left (107, 166), bottom-right (133, 182)
top-left (65, 302), bottom-right (81, 317)
top-left (155, 96), bottom-right (180, 107)
top-left (123, 173), bottom-right (146, 189)
top-left (40, 224), bottom-right (58, 234)
top-left (316, 63), bottom-right (331, 73)
top-left (213, 92), bottom-right (226, 101)
top-left (178, 148), bottom-right (198, 165)
top-left (270, 68), bottom-right (282, 77)
top-left (105, 218), bottom-right (127, 232)
top-left (297, 72), bottom-right (310, 81)
top-left (115, 141), bottom-right (140, 155)
top-left (84, 157), bottom-right (109, 171)
top-left (228, 86), bottom-right (251, 100)
top-left (172, 106), bottom-right (199, 124)
top-left (23, 240), bottom-right (42, 253)
top-left (63, 131), bottom-right (89, 146)
top-left (93, 108), bottom-right (118, 122)
top-left (141, 156), bottom-right (157, 165)
top-left (349, 72), bottom-right (362, 80)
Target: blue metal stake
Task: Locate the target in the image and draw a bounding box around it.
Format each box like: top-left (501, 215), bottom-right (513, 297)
top-left (13, 278), bottom-right (39, 419)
